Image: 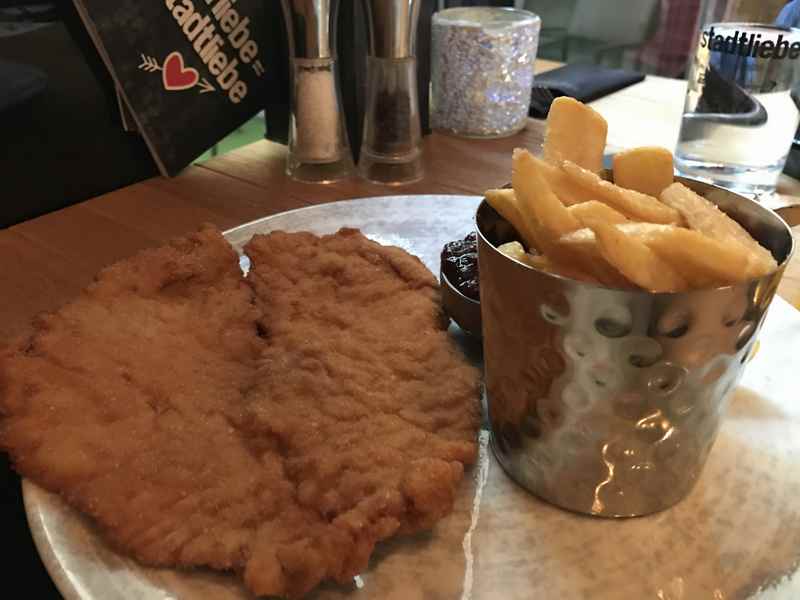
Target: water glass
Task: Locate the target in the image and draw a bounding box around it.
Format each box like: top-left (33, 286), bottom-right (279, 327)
top-left (675, 23), bottom-right (800, 196)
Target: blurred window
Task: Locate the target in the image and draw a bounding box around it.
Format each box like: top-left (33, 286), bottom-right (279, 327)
top-left (523, 0), bottom-right (707, 77)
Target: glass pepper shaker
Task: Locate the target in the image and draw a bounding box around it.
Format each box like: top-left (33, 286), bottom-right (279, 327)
top-left (281, 0), bottom-right (354, 183)
top-left (359, 0), bottom-right (424, 185)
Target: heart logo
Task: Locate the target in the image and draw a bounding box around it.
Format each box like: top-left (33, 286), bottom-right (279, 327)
top-left (162, 51), bottom-right (199, 91)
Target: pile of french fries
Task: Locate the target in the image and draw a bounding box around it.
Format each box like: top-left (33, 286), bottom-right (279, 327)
top-left (485, 97), bottom-right (778, 293)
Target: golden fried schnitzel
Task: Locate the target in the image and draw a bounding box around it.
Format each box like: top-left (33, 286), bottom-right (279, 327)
top-left (240, 228), bottom-right (480, 595)
top-left (0, 225), bottom-right (480, 598)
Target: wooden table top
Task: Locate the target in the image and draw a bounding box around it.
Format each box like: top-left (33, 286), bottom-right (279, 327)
top-left (2, 61), bottom-right (799, 343)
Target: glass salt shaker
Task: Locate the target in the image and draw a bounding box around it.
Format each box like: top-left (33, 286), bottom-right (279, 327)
top-left (359, 0), bottom-right (424, 185)
top-left (282, 0), bottom-right (354, 183)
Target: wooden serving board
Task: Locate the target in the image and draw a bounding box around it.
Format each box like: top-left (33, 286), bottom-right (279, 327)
top-left (23, 196), bottom-right (800, 600)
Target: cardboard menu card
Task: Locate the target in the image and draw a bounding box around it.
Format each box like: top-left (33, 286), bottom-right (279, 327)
top-left (72, 0), bottom-right (269, 176)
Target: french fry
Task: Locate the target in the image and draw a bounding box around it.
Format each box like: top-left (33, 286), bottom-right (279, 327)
top-left (511, 151), bottom-right (619, 283)
top-left (495, 243), bottom-right (599, 285)
top-left (587, 220), bottom-right (688, 293)
top-left (512, 149), bottom-right (582, 244)
top-left (638, 226), bottom-right (771, 286)
top-left (660, 182), bottom-right (777, 273)
top-left (613, 147), bottom-right (674, 197)
top-left (497, 241), bottom-right (527, 263)
top-left (556, 228), bottom-right (635, 288)
top-left (617, 222), bottom-right (676, 237)
top-left (485, 155), bottom-right (598, 213)
top-left (530, 155), bottom-right (598, 206)
top-left (562, 161), bottom-right (682, 225)
top-left (522, 253), bottom-right (552, 271)
top-left (617, 220), bottom-right (764, 284)
top-left (543, 97), bottom-right (608, 173)
top-left (568, 201), bottom-right (629, 226)
top-left (484, 188), bottom-right (540, 251)
top-left (523, 253), bottom-right (601, 284)
top-left (562, 223), bottom-right (673, 243)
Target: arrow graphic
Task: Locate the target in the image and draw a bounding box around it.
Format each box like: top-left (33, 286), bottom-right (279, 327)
top-left (138, 54), bottom-right (161, 72)
top-left (197, 78), bottom-right (216, 94)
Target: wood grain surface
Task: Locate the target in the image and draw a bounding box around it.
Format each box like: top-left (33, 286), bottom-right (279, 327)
top-left (1, 60), bottom-right (798, 343)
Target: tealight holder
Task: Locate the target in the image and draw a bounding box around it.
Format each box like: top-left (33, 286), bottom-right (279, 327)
top-left (431, 7), bottom-right (541, 139)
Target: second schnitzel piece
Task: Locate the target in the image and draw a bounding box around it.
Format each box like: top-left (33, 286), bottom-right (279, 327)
top-left (241, 228), bottom-right (481, 596)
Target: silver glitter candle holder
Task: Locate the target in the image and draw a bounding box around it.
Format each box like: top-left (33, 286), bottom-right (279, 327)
top-left (431, 7), bottom-right (540, 139)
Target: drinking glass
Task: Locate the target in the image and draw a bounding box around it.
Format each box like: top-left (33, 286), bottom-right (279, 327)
top-left (675, 22), bottom-right (800, 196)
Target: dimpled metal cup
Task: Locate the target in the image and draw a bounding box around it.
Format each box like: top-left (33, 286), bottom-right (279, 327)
top-left (477, 176), bottom-right (794, 517)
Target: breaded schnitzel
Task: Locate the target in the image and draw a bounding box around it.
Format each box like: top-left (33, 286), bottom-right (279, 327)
top-left (0, 225), bottom-right (480, 598)
top-left (0, 226), bottom-right (272, 572)
top-left (241, 229), bottom-right (480, 595)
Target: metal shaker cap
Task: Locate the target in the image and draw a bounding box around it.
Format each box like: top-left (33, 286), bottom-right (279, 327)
top-left (363, 0), bottom-right (421, 58)
top-left (282, 0), bottom-right (338, 59)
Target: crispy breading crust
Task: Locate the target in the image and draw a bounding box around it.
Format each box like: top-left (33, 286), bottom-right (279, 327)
top-left (241, 228), bottom-right (480, 596)
top-left (0, 225), bottom-right (480, 598)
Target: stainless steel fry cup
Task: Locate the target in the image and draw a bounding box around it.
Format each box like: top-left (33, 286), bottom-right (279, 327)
top-left (477, 177), bottom-right (794, 517)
